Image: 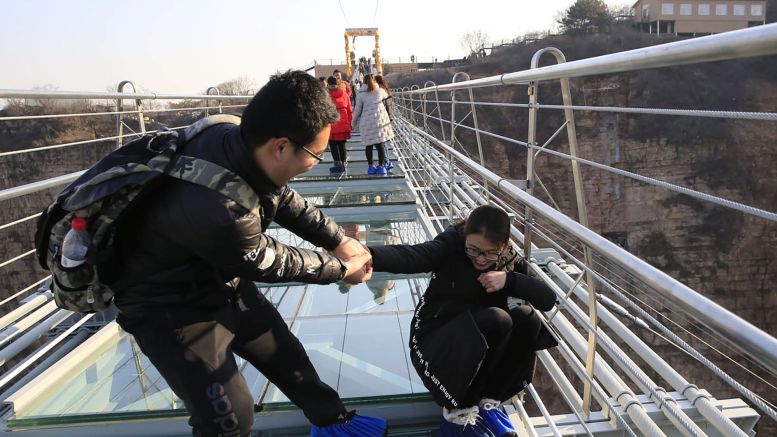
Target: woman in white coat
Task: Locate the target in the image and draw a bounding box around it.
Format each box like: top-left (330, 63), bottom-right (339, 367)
top-left (352, 74), bottom-right (395, 175)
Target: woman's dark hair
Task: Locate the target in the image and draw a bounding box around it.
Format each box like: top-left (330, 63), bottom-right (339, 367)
top-left (462, 205), bottom-right (510, 246)
top-left (375, 75), bottom-right (391, 96)
top-left (240, 70), bottom-right (339, 150)
top-left (363, 74), bottom-right (378, 92)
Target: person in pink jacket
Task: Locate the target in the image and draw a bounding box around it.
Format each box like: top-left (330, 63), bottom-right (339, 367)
top-left (327, 76), bottom-right (353, 173)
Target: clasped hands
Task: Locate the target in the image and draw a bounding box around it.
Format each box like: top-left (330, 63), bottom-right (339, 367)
top-left (332, 236), bottom-right (373, 284)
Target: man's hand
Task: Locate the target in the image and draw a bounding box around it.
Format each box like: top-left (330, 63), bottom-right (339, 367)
top-left (344, 261), bottom-right (373, 284)
top-left (332, 236), bottom-right (369, 260)
top-left (478, 271), bottom-right (507, 293)
top-left (342, 251), bottom-right (373, 284)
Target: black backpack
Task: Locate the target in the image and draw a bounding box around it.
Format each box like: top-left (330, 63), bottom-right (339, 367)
top-left (34, 114), bottom-right (260, 313)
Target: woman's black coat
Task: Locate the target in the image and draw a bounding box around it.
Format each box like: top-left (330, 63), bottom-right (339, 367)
top-left (370, 225), bottom-right (557, 407)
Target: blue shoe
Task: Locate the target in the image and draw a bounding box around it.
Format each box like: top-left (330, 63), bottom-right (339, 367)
top-left (439, 415), bottom-right (495, 437)
top-left (367, 165), bottom-right (377, 175)
top-left (439, 407), bottom-right (494, 437)
top-left (311, 410), bottom-right (387, 436)
top-left (384, 160), bottom-right (394, 170)
top-left (329, 165), bottom-right (345, 173)
top-left (479, 407), bottom-right (517, 437)
top-left (376, 166), bottom-right (387, 176)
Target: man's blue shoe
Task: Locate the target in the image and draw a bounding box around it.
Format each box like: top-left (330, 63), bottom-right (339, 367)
top-left (439, 407), bottom-right (495, 437)
top-left (311, 410), bottom-right (387, 436)
top-left (367, 165), bottom-right (377, 175)
top-left (384, 160), bottom-right (394, 170)
top-left (376, 166), bottom-right (387, 176)
top-left (478, 399), bottom-right (517, 437)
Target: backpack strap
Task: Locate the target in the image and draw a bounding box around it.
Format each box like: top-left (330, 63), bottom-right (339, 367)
top-left (166, 114), bottom-right (258, 214)
top-left (166, 154), bottom-right (261, 217)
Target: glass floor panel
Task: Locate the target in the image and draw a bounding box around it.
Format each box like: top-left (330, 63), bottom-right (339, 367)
top-left (295, 182), bottom-right (415, 207)
top-left (291, 161), bottom-right (404, 182)
top-left (321, 149), bottom-right (397, 163)
top-left (12, 209), bottom-right (433, 420)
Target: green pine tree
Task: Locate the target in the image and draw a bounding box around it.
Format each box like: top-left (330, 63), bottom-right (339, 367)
top-left (558, 0), bottom-right (614, 34)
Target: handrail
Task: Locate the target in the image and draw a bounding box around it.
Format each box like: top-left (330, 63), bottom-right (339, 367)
top-left (401, 99), bottom-right (777, 121)
top-left (0, 171), bottom-right (84, 202)
top-left (0, 104), bottom-right (247, 122)
top-left (401, 23), bottom-right (777, 93)
top-left (0, 89), bottom-right (252, 100)
top-left (398, 119), bottom-right (777, 376)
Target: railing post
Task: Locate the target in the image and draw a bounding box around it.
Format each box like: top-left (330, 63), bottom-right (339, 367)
top-left (410, 85), bottom-right (421, 126)
top-left (422, 81), bottom-right (436, 135)
top-left (401, 87), bottom-right (411, 121)
top-left (449, 74), bottom-right (462, 148)
top-left (115, 81), bottom-right (145, 149)
top-left (205, 87), bottom-right (220, 116)
top-left (530, 46), bottom-right (599, 417)
top-left (435, 87), bottom-right (446, 143)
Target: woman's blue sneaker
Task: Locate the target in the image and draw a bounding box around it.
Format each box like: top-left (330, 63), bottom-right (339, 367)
top-left (310, 411), bottom-right (387, 436)
top-left (367, 165), bottom-right (377, 175)
top-left (384, 161), bottom-right (394, 170)
top-left (478, 408), bottom-right (517, 437)
top-left (376, 166), bottom-right (387, 176)
top-left (329, 165), bottom-right (345, 173)
top-left (439, 407), bottom-right (495, 437)
top-left (438, 416), bottom-right (495, 437)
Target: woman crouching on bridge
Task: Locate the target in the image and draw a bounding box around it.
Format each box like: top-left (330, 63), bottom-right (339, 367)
top-left (368, 205), bottom-right (558, 436)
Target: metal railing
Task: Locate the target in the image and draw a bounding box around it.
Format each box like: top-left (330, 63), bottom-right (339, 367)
top-left (0, 25), bottom-right (775, 435)
top-left (391, 22), bottom-right (777, 434)
top-left (0, 83), bottom-right (251, 402)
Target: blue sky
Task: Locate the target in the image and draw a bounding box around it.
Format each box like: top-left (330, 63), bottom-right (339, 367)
top-left (0, 0), bottom-right (625, 94)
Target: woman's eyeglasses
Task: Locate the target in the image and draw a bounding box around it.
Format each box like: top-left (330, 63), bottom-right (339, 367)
top-left (464, 246), bottom-right (502, 261)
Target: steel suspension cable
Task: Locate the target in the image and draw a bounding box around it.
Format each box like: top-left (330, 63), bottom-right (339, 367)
top-left (403, 105), bottom-right (777, 222)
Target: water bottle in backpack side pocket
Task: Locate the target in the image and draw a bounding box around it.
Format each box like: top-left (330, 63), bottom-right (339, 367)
top-left (60, 217), bottom-right (90, 268)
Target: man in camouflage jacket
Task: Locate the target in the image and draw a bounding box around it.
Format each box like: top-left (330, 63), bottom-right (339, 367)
top-left (114, 71), bottom-right (376, 436)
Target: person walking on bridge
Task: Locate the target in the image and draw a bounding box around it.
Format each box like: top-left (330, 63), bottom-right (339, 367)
top-left (352, 73), bottom-right (394, 176)
top-left (333, 69), bottom-right (351, 98)
top-left (113, 71), bottom-right (387, 437)
top-left (327, 76), bottom-right (352, 174)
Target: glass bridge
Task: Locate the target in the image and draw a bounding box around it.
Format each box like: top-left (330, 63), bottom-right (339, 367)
top-left (1, 23), bottom-right (777, 436)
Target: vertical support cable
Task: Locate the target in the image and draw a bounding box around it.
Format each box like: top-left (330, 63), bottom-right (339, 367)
top-left (448, 151), bottom-right (455, 221)
top-left (467, 87), bottom-right (489, 200)
top-left (524, 79), bottom-right (537, 263)
top-left (531, 46), bottom-right (600, 415)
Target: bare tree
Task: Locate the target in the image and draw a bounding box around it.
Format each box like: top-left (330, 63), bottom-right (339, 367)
top-left (609, 3), bottom-right (634, 20)
top-left (459, 30), bottom-right (491, 57)
top-left (213, 76), bottom-right (257, 96)
top-left (4, 84), bottom-right (59, 116)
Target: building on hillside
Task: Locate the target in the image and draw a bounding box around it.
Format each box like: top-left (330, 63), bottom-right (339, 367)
top-left (632, 0), bottom-right (767, 35)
